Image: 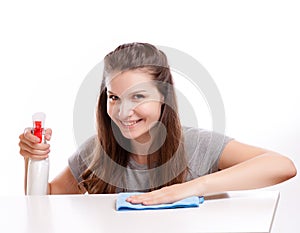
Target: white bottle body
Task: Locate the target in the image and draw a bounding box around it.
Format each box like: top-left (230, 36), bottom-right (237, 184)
top-left (26, 112), bottom-right (49, 195)
top-left (27, 158), bottom-right (49, 195)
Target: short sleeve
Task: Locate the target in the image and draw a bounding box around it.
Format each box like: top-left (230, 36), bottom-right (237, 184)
top-left (183, 127), bottom-right (233, 180)
top-left (68, 136), bottom-right (97, 183)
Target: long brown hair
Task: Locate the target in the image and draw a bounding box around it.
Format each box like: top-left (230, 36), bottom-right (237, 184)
top-left (81, 43), bottom-right (188, 193)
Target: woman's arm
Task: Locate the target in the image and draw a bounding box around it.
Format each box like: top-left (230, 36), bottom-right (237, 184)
top-left (193, 140), bottom-right (296, 195)
top-left (48, 166), bottom-right (85, 194)
top-left (126, 140), bottom-right (297, 205)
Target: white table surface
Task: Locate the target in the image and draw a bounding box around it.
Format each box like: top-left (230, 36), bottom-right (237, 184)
top-left (0, 190), bottom-right (279, 233)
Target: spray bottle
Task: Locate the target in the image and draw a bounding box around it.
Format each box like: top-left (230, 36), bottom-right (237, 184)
top-left (26, 112), bottom-right (49, 195)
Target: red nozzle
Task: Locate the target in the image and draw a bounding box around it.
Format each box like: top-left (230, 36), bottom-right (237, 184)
top-left (32, 112), bottom-right (46, 143)
top-left (33, 121), bottom-right (43, 143)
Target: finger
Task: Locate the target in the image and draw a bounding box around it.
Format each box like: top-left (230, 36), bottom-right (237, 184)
top-left (19, 136), bottom-right (50, 151)
top-left (19, 141), bottom-right (50, 156)
top-left (128, 196), bottom-right (158, 205)
top-left (22, 128), bottom-right (40, 143)
top-left (44, 128), bottom-right (52, 141)
top-left (19, 133), bottom-right (38, 149)
top-left (126, 187), bottom-right (180, 205)
top-left (19, 141), bottom-right (50, 158)
top-left (127, 192), bottom-right (156, 204)
top-left (20, 149), bottom-right (49, 160)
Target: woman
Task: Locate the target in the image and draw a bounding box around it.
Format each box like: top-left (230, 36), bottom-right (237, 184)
top-left (19, 42), bottom-right (297, 205)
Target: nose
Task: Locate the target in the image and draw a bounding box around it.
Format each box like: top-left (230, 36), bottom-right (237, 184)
top-left (118, 99), bottom-right (135, 120)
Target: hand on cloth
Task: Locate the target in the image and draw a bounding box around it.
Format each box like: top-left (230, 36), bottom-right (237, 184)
top-left (126, 182), bottom-right (199, 205)
top-left (116, 183), bottom-right (204, 211)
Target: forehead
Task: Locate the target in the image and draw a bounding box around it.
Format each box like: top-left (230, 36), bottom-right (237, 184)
top-left (106, 69), bottom-right (157, 95)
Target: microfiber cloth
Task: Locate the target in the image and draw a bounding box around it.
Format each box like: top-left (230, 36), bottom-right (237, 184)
top-left (116, 192), bottom-right (204, 211)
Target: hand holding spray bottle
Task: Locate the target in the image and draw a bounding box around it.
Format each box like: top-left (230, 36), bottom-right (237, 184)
top-left (26, 112), bottom-right (49, 195)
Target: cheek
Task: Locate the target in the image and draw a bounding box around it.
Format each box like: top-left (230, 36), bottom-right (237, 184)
top-left (106, 102), bottom-right (115, 119)
top-left (137, 102), bottom-right (162, 120)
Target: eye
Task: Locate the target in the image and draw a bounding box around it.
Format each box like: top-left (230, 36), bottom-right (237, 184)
top-left (108, 95), bottom-right (119, 101)
top-left (133, 94), bottom-right (145, 100)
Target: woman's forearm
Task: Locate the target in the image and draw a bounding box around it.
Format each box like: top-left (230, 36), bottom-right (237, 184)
top-left (192, 152), bottom-right (297, 196)
top-left (126, 151), bottom-right (296, 206)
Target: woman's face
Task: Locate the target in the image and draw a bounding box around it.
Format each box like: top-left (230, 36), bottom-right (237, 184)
top-left (106, 69), bottom-right (164, 143)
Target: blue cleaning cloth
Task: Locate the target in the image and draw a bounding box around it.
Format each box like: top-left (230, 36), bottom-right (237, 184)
top-left (116, 192), bottom-right (204, 211)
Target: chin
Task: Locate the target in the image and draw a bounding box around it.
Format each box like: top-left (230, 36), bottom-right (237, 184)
top-left (121, 130), bottom-right (149, 142)
top-left (121, 132), bottom-right (140, 140)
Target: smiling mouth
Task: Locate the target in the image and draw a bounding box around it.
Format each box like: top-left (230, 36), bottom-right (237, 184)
top-left (120, 119), bottom-right (143, 127)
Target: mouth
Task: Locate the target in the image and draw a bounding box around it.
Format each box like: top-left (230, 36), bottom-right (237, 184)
top-left (120, 119), bottom-right (143, 128)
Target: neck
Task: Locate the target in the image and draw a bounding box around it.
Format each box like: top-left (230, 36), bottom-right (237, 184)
top-left (130, 138), bottom-right (152, 155)
top-left (130, 152), bottom-right (159, 165)
top-left (130, 154), bottom-right (148, 165)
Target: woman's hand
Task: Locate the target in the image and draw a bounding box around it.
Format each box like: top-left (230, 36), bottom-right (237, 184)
top-left (19, 128), bottom-right (52, 160)
top-left (126, 181), bottom-right (199, 205)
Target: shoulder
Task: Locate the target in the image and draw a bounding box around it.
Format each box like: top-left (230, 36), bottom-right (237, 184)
top-left (77, 135), bottom-right (97, 154)
top-left (182, 126), bottom-right (232, 147)
top-left (182, 126), bottom-right (233, 177)
top-left (182, 126), bottom-right (211, 138)
top-left (182, 126), bottom-right (233, 164)
top-left (68, 135), bottom-right (97, 182)
top-left (69, 135), bottom-right (97, 164)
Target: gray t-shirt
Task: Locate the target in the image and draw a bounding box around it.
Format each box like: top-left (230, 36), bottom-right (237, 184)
top-left (68, 127), bottom-right (233, 192)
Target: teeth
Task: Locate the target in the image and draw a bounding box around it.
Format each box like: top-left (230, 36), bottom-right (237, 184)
top-left (122, 120), bottom-right (139, 126)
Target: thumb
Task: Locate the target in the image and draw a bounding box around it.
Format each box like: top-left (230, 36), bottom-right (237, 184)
top-left (44, 128), bottom-right (52, 141)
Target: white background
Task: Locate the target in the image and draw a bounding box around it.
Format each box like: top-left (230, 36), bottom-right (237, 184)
top-left (0, 0), bottom-right (299, 232)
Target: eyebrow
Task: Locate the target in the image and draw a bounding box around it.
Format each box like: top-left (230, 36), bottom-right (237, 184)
top-left (107, 90), bottom-right (148, 96)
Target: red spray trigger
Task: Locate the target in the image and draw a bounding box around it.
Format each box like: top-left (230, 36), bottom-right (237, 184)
top-left (33, 121), bottom-right (43, 143)
top-left (32, 112), bottom-right (46, 143)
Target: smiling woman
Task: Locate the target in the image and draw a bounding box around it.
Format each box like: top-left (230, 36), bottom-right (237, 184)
top-left (81, 43), bottom-right (188, 193)
top-left (18, 42), bottom-right (297, 205)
